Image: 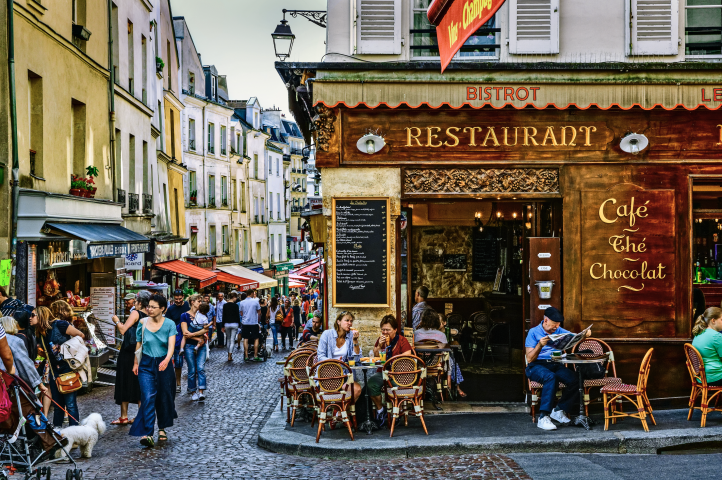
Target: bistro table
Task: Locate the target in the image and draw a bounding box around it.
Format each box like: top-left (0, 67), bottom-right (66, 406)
top-left (551, 353), bottom-right (610, 430)
top-left (350, 363), bottom-right (383, 435)
top-left (414, 347), bottom-right (452, 410)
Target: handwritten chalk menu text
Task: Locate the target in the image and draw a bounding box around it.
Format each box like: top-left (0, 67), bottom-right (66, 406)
top-left (333, 198), bottom-right (389, 307)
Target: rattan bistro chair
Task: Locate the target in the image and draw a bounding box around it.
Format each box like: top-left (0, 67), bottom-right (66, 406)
top-left (309, 359), bottom-right (357, 442)
top-left (278, 348), bottom-right (314, 423)
top-left (684, 343), bottom-right (722, 427)
top-left (383, 355), bottom-right (429, 437)
top-left (285, 350), bottom-right (316, 427)
top-left (602, 348), bottom-right (656, 432)
top-left (525, 355), bottom-right (566, 423)
top-left (571, 338), bottom-right (622, 416)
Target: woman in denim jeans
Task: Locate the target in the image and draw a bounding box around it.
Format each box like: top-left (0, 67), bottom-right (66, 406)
top-left (130, 295), bottom-right (177, 447)
top-left (39, 301), bottom-right (85, 428)
top-left (267, 297), bottom-right (281, 352)
top-left (180, 295), bottom-right (209, 401)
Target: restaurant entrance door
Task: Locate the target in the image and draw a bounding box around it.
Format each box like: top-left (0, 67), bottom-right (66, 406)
top-left (402, 199), bottom-right (562, 403)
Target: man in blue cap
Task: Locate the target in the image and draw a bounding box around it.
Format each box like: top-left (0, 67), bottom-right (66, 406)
top-left (525, 306), bottom-right (591, 430)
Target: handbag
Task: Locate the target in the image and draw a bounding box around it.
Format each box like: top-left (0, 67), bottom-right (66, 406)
top-left (134, 320), bottom-right (147, 364)
top-left (0, 373), bottom-right (12, 423)
top-left (281, 308), bottom-right (294, 328)
top-left (41, 337), bottom-right (82, 394)
top-left (275, 308), bottom-right (283, 322)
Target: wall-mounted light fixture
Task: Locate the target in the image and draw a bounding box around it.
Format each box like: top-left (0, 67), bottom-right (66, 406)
top-left (357, 133), bottom-right (385, 154)
top-left (620, 133), bottom-right (649, 155)
top-left (474, 211), bottom-right (484, 232)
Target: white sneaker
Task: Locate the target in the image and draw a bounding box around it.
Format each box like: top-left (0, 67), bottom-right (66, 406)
top-left (550, 408), bottom-right (571, 424)
top-left (191, 392), bottom-right (199, 401)
top-left (537, 415), bottom-right (557, 430)
top-left (198, 392), bottom-right (206, 401)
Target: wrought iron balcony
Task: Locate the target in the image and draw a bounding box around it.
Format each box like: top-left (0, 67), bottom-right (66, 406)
top-left (128, 193), bottom-right (139, 213)
top-left (143, 193), bottom-right (153, 214)
top-left (189, 139), bottom-right (196, 151)
top-left (117, 188), bottom-right (126, 206)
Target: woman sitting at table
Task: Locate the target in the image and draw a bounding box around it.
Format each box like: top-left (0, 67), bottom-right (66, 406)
top-left (367, 315), bottom-right (413, 427)
top-left (317, 311), bottom-right (362, 404)
top-left (415, 310), bottom-right (466, 398)
top-left (692, 307), bottom-right (722, 387)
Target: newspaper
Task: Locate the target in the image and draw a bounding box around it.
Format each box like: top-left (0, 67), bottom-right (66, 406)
top-left (546, 325), bottom-right (593, 352)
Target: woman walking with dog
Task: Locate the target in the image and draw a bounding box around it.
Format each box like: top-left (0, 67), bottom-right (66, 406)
top-left (130, 294), bottom-right (177, 447)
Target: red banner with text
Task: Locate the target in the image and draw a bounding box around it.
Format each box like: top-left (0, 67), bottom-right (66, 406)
top-left (432, 0), bottom-right (506, 73)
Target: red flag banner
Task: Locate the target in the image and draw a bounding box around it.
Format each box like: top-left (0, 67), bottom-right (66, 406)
top-left (429, 0), bottom-right (506, 73)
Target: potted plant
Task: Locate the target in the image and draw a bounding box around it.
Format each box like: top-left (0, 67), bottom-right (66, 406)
top-left (70, 175), bottom-right (84, 196)
top-left (85, 177), bottom-right (96, 197)
top-left (190, 189), bottom-right (197, 205)
top-left (85, 166), bottom-right (99, 197)
top-left (156, 56), bottom-right (165, 73)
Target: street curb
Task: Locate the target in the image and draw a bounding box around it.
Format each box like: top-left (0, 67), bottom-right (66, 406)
top-left (257, 401), bottom-right (722, 458)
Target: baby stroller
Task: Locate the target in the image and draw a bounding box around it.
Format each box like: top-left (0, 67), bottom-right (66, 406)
top-left (0, 371), bottom-right (81, 480)
top-left (256, 323), bottom-right (270, 362)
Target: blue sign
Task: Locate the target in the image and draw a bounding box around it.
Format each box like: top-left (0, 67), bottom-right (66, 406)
top-left (87, 242), bottom-right (150, 259)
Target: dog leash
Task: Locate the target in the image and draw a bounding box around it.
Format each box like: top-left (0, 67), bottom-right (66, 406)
top-left (39, 389), bottom-right (79, 424)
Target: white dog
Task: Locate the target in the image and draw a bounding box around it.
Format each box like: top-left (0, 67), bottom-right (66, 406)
top-left (56, 413), bottom-right (106, 459)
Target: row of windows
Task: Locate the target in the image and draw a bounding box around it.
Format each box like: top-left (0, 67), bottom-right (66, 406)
top-left (187, 120), bottom-right (242, 156)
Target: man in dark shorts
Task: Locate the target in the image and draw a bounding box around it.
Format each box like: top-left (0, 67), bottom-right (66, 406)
top-left (165, 289), bottom-right (190, 393)
top-left (239, 290), bottom-right (261, 362)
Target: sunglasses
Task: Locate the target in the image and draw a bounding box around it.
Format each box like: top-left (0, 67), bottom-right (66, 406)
top-left (30, 313), bottom-right (37, 318)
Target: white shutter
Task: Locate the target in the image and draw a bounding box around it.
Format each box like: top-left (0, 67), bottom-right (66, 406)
top-left (356, 0), bottom-right (401, 54)
top-left (509, 0), bottom-right (559, 54)
top-left (629, 0), bottom-right (678, 55)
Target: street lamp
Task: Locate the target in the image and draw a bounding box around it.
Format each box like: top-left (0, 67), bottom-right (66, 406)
top-left (272, 14), bottom-right (295, 61)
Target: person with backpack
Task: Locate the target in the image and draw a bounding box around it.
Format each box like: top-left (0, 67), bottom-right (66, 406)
top-left (38, 301), bottom-right (85, 427)
top-left (279, 299), bottom-right (295, 351)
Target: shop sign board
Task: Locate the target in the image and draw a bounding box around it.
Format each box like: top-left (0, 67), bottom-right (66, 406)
top-left (124, 253), bottom-right (144, 271)
top-left (274, 262), bottom-right (294, 274)
top-left (332, 198), bottom-right (390, 307)
top-left (581, 184), bottom-right (676, 335)
top-left (90, 287), bottom-right (116, 345)
top-left (38, 240), bottom-right (88, 270)
top-left (87, 242), bottom-right (149, 259)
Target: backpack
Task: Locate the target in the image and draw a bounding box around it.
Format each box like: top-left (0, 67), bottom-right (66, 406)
top-left (281, 308), bottom-right (294, 328)
top-left (576, 349), bottom-right (606, 380)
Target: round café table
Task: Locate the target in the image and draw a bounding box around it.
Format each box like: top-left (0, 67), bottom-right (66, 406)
top-left (350, 363), bottom-right (383, 435)
top-left (551, 353), bottom-right (610, 430)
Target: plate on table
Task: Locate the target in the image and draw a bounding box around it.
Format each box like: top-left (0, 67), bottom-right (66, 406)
top-left (360, 357), bottom-right (383, 365)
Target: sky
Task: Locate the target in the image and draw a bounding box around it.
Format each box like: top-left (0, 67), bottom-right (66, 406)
top-left (171, 0), bottom-right (327, 114)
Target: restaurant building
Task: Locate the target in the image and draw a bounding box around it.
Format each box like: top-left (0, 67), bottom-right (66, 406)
top-left (277, 1), bottom-right (722, 405)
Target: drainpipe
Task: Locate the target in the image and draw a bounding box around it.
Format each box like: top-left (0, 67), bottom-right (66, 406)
top-left (108, 0), bottom-right (117, 201)
top-left (7, 0), bottom-right (19, 296)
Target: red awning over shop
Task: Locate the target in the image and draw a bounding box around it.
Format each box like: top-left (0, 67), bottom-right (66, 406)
top-left (190, 226), bottom-right (198, 233)
top-left (289, 274), bottom-right (312, 282)
top-left (293, 260), bottom-right (321, 276)
top-left (154, 260), bottom-right (217, 289)
top-left (213, 271), bottom-right (259, 291)
top-left (289, 282), bottom-right (305, 288)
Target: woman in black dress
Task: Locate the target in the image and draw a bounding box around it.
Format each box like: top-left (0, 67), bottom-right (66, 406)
top-left (110, 291), bottom-right (149, 424)
top-left (292, 299), bottom-right (302, 343)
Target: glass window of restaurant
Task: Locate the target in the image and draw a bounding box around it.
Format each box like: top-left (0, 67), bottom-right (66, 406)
top-left (692, 178), bottom-right (722, 319)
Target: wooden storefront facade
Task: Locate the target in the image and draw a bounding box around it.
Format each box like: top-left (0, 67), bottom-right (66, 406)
top-left (280, 63), bottom-right (722, 404)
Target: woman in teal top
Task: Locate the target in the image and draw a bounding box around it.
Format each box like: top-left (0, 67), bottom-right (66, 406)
top-left (129, 294), bottom-right (177, 447)
top-left (692, 307), bottom-right (722, 387)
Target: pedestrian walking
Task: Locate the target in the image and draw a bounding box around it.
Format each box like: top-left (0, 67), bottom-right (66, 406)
top-left (268, 297), bottom-right (281, 352)
top-left (222, 292), bottom-right (241, 362)
top-left (202, 293), bottom-right (216, 349)
top-left (39, 300), bottom-right (85, 427)
top-left (110, 291), bottom-right (148, 425)
top-left (13, 310), bottom-right (37, 364)
top-left (279, 299), bottom-right (294, 351)
top-left (215, 292), bottom-right (227, 348)
top-left (239, 290), bottom-right (261, 361)
top-left (165, 290), bottom-right (190, 394)
top-left (292, 299), bottom-right (302, 343)
top-left (180, 295), bottom-right (208, 401)
top-left (130, 294), bottom-right (177, 447)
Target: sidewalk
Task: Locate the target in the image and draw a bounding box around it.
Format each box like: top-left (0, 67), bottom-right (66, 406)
top-left (258, 403), bottom-right (722, 459)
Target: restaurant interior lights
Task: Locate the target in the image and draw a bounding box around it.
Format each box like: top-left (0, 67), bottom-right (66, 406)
top-left (474, 211), bottom-right (484, 232)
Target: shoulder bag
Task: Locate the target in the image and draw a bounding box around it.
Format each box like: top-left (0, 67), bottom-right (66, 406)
top-left (134, 319), bottom-right (147, 364)
top-left (41, 337), bottom-right (81, 394)
top-left (0, 373), bottom-right (12, 423)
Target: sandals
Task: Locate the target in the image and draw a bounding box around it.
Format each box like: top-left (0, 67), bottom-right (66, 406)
top-left (111, 417), bottom-right (130, 425)
top-left (140, 436), bottom-right (155, 448)
top-left (158, 430), bottom-right (167, 442)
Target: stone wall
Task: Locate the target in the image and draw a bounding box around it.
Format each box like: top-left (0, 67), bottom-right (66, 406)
top-left (412, 226), bottom-right (493, 298)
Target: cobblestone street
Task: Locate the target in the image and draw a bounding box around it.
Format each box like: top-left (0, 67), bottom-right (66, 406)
top-left (65, 346), bottom-right (531, 480)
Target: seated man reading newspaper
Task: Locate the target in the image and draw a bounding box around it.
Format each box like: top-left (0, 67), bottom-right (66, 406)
top-left (525, 306), bottom-right (592, 431)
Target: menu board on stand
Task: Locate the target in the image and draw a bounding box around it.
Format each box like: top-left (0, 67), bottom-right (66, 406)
top-left (332, 198), bottom-right (390, 307)
top-left (90, 287), bottom-right (116, 345)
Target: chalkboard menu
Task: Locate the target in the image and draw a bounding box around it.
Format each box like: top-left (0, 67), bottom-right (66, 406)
top-left (332, 198), bottom-right (389, 307)
top-left (472, 227), bottom-right (500, 282)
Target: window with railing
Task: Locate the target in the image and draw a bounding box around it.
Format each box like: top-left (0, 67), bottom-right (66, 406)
top-left (208, 174), bottom-right (215, 207)
top-left (128, 193), bottom-right (139, 213)
top-left (686, 1), bottom-right (722, 56)
top-left (117, 188), bottom-right (126, 206)
top-left (221, 126), bottom-right (227, 155)
top-left (221, 176), bottom-right (227, 206)
top-left (208, 122), bottom-right (215, 154)
top-left (189, 119), bottom-right (195, 151)
top-left (222, 225), bottom-right (229, 254)
top-left (209, 225), bottom-right (217, 255)
top-left (411, 0), bottom-right (499, 59)
top-left (143, 193), bottom-right (152, 213)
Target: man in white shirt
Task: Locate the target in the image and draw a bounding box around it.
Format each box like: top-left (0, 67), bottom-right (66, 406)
top-left (239, 290), bottom-right (261, 362)
top-left (215, 292), bottom-right (227, 347)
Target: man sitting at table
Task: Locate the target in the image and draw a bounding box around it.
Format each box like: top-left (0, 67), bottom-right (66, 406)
top-left (411, 286), bottom-right (431, 330)
top-left (301, 312), bottom-right (324, 343)
top-left (525, 307), bottom-right (590, 431)
top-left (367, 315), bottom-right (413, 427)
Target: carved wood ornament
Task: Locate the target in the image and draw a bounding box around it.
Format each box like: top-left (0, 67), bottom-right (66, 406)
top-left (403, 168), bottom-right (560, 194)
top-left (313, 105), bottom-right (336, 152)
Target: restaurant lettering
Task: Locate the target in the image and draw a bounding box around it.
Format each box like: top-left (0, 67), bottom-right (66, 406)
top-left (467, 86), bottom-right (541, 102)
top-left (404, 125), bottom-right (597, 148)
top-left (589, 197), bottom-right (668, 291)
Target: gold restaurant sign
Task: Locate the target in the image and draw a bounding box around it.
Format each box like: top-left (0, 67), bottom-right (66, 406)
top-left (581, 185), bottom-right (676, 327)
top-left (404, 125), bottom-right (598, 148)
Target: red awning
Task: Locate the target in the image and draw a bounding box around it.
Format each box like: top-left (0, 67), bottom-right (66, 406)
top-left (293, 260), bottom-right (321, 276)
top-left (213, 271), bottom-right (259, 291)
top-left (289, 274), bottom-right (312, 282)
top-left (154, 260), bottom-right (217, 289)
top-left (289, 282), bottom-right (305, 288)
top-left (191, 226), bottom-right (198, 233)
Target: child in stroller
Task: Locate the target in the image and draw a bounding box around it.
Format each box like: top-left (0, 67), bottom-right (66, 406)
top-left (0, 371), bottom-right (82, 480)
top-left (255, 319), bottom-right (270, 362)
